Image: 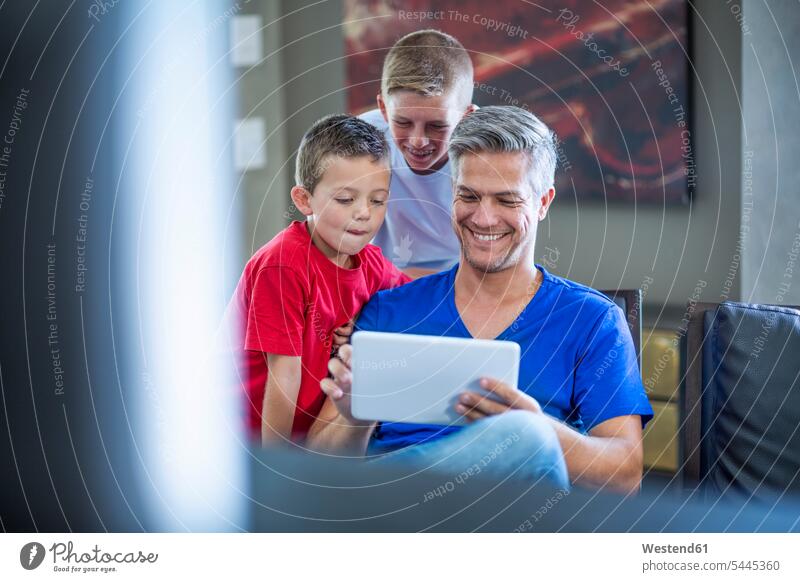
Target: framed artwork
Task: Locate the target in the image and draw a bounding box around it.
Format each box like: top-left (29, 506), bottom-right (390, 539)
top-left (344, 0), bottom-right (692, 204)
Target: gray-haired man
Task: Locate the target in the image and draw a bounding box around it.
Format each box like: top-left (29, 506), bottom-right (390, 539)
top-left (309, 106), bottom-right (653, 494)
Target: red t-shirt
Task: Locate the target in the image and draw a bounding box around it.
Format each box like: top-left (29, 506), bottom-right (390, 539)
top-left (222, 221), bottom-right (410, 441)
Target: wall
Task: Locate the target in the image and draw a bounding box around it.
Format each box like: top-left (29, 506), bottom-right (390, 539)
top-left (236, 0), bottom-right (289, 266)
top-left (237, 0), bottom-right (346, 265)
top-left (280, 0), bottom-right (349, 181)
top-left (741, 1), bottom-right (800, 305)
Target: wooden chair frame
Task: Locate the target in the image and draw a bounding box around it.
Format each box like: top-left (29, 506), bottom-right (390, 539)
top-left (600, 289), bottom-right (642, 368)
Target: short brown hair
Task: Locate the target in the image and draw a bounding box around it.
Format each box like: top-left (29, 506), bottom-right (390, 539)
top-left (295, 114), bottom-right (389, 194)
top-left (381, 29), bottom-right (473, 104)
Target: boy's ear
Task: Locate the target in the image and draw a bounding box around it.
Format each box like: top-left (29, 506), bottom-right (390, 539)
top-left (290, 186), bottom-right (314, 216)
top-left (377, 93), bottom-right (389, 122)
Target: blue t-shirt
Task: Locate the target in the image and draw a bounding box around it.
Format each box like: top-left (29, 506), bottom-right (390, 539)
top-left (356, 265), bottom-right (654, 453)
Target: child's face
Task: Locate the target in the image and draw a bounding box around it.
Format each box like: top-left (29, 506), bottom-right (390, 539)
top-left (379, 90), bottom-right (472, 174)
top-left (293, 155), bottom-right (390, 265)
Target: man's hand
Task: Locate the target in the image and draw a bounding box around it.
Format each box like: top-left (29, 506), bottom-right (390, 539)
top-left (320, 344), bottom-right (371, 426)
top-left (331, 319), bottom-right (354, 353)
top-left (455, 377), bottom-right (542, 421)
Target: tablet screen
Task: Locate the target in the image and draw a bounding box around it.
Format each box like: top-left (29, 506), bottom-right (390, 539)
top-left (351, 331), bottom-right (520, 425)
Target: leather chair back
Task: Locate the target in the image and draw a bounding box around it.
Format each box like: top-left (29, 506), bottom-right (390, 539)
top-left (682, 301), bottom-right (800, 500)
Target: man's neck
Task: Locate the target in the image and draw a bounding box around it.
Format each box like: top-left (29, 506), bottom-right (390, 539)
top-left (454, 258), bottom-right (541, 306)
top-left (453, 257), bottom-right (542, 340)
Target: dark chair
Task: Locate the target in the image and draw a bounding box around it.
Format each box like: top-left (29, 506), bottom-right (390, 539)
top-left (681, 301), bottom-right (800, 499)
top-left (600, 289), bottom-right (642, 368)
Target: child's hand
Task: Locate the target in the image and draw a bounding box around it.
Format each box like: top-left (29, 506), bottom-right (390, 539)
top-left (331, 319), bottom-right (355, 353)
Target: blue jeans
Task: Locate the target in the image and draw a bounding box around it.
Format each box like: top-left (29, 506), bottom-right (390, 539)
top-left (370, 410), bottom-right (570, 491)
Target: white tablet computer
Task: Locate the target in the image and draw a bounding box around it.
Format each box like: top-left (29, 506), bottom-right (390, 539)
top-left (350, 331), bottom-right (520, 426)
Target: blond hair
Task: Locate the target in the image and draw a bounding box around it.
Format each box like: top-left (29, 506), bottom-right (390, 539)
top-left (381, 29), bottom-right (473, 105)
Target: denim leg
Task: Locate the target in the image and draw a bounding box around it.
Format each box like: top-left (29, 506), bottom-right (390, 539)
top-left (372, 410), bottom-right (570, 490)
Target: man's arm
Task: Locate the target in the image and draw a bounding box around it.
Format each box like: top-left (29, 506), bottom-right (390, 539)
top-left (261, 353), bottom-right (302, 444)
top-left (458, 378), bottom-right (644, 494)
top-left (306, 396), bottom-right (375, 454)
top-left (547, 415), bottom-right (643, 494)
top-left (306, 344), bottom-right (377, 454)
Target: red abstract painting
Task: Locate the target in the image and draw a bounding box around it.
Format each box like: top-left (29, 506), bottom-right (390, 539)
top-left (344, 0), bottom-right (691, 204)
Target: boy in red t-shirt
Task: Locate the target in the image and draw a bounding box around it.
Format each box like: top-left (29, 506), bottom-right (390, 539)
top-left (221, 114), bottom-right (410, 444)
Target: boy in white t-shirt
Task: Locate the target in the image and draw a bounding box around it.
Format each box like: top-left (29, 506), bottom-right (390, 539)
top-left (361, 29), bottom-right (476, 277)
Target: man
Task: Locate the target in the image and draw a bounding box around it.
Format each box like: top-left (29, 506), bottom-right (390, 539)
top-left (308, 106), bottom-right (653, 494)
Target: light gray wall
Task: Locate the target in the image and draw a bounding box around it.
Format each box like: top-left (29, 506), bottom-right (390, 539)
top-left (281, 0), bottom-right (347, 226)
top-left (741, 0), bottom-right (800, 305)
top-left (236, 0), bottom-right (346, 259)
top-left (279, 0), bottom-right (348, 183)
top-left (236, 0), bottom-right (289, 264)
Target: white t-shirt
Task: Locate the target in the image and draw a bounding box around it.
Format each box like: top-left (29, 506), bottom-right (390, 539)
top-left (360, 109), bottom-right (460, 271)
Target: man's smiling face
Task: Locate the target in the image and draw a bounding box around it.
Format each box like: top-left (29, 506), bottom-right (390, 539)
top-left (452, 150), bottom-right (553, 273)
